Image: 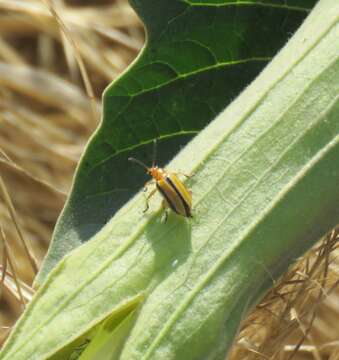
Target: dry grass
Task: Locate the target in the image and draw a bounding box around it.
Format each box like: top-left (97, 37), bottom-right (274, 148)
top-left (229, 230), bottom-right (339, 360)
top-left (0, 0), bottom-right (143, 344)
top-left (0, 0), bottom-right (338, 358)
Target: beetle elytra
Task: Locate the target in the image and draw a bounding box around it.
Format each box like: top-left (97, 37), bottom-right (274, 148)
top-left (128, 141), bottom-right (192, 219)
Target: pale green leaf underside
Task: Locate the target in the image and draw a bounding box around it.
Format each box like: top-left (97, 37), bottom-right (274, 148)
top-left (1, 1), bottom-right (338, 359)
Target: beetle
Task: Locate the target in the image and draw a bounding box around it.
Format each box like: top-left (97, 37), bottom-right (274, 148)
top-left (128, 141), bottom-right (192, 220)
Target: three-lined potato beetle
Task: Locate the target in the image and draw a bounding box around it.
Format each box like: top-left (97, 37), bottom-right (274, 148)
top-left (128, 142), bottom-right (192, 219)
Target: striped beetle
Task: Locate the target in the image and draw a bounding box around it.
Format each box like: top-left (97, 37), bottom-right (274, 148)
top-left (128, 141), bottom-right (192, 220)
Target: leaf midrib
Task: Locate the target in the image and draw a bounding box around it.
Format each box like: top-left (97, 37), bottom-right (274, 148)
top-left (185, 1), bottom-right (310, 13)
top-left (120, 58), bottom-right (271, 97)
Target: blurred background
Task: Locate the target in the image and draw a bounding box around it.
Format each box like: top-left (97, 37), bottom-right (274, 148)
top-left (0, 1), bottom-right (337, 359)
top-left (0, 0), bottom-right (143, 342)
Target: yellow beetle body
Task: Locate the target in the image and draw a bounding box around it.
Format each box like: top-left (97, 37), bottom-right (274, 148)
top-left (129, 154), bottom-right (192, 218)
top-left (154, 170), bottom-right (192, 218)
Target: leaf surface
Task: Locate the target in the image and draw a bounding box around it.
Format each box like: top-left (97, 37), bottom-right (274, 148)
top-left (1, 1), bottom-right (338, 359)
top-left (35, 0), bottom-right (315, 285)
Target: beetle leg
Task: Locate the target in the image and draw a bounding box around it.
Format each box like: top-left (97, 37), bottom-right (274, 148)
top-left (143, 179), bottom-right (155, 192)
top-left (143, 187), bottom-right (157, 213)
top-left (161, 199), bottom-right (169, 223)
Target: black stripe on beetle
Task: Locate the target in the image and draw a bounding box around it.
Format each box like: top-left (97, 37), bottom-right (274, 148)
top-left (165, 177), bottom-right (192, 217)
top-left (156, 183), bottom-right (179, 215)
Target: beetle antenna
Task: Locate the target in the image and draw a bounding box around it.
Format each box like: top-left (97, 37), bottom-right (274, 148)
top-left (128, 157), bottom-right (149, 170)
top-left (152, 139), bottom-right (157, 167)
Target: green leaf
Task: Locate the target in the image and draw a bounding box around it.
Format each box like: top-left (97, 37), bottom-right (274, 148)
top-left (35, 0), bottom-right (315, 286)
top-left (48, 294), bottom-right (143, 360)
top-left (78, 304), bottom-right (139, 360)
top-left (1, 1), bottom-right (338, 359)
